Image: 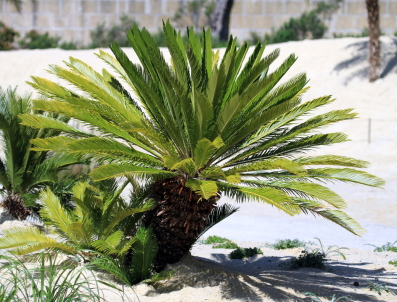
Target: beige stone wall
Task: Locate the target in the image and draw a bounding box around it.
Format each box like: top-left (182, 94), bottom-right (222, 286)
top-left (0, 0), bottom-right (396, 45)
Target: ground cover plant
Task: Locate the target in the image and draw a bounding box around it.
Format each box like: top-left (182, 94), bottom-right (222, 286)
top-left (366, 278), bottom-right (397, 296)
top-left (367, 240), bottom-right (397, 252)
top-left (271, 238), bottom-right (310, 250)
top-left (312, 237), bottom-right (349, 259)
top-left (229, 247), bottom-right (263, 259)
top-left (19, 21), bottom-right (384, 272)
top-left (202, 235), bottom-right (230, 244)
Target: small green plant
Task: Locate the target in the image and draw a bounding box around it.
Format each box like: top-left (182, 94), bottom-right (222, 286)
top-left (213, 241), bottom-right (239, 249)
top-left (0, 21), bottom-right (19, 50)
top-left (202, 235), bottom-right (230, 244)
top-left (366, 278), bottom-right (397, 296)
top-left (19, 30), bottom-right (60, 49)
top-left (304, 292), bottom-right (351, 301)
top-left (367, 240), bottom-right (397, 252)
top-left (0, 253), bottom-right (111, 301)
top-left (229, 247), bottom-right (263, 259)
top-left (313, 237), bottom-right (349, 259)
top-left (280, 250), bottom-right (326, 270)
top-left (272, 238), bottom-right (309, 250)
top-left (389, 260), bottom-right (397, 266)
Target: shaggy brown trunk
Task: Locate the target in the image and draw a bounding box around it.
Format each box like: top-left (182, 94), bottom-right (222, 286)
top-left (365, 0), bottom-right (381, 82)
top-left (0, 194), bottom-right (31, 220)
top-left (144, 177), bottom-right (219, 271)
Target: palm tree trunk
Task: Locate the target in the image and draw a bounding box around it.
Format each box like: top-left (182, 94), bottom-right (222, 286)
top-left (365, 0), bottom-right (381, 82)
top-left (210, 0), bottom-right (234, 41)
top-left (143, 177), bottom-right (219, 271)
top-left (1, 195), bottom-right (31, 220)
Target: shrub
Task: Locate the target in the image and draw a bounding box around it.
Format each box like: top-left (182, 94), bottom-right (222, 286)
top-left (272, 238), bottom-right (309, 250)
top-left (202, 235), bottom-right (229, 244)
top-left (0, 21), bottom-right (19, 50)
top-left (89, 15), bottom-right (136, 48)
top-left (59, 40), bottom-right (78, 50)
top-left (229, 247), bottom-right (263, 259)
top-left (19, 30), bottom-right (60, 49)
top-left (249, 1), bottom-right (340, 45)
top-left (213, 241), bottom-right (239, 249)
top-left (280, 250), bottom-right (327, 270)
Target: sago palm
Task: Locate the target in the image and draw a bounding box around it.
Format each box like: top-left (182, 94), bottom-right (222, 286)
top-left (0, 87), bottom-right (79, 219)
top-left (20, 22), bottom-right (384, 270)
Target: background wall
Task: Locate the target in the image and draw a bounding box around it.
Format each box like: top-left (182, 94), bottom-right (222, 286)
top-left (0, 0), bottom-right (396, 45)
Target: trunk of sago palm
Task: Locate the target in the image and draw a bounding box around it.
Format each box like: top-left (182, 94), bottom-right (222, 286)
top-left (143, 176), bottom-right (220, 271)
top-left (1, 194), bottom-right (31, 220)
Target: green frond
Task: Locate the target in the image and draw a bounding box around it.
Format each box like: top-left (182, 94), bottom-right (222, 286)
top-left (91, 231), bottom-right (124, 255)
top-left (296, 155), bottom-right (369, 168)
top-left (294, 199), bottom-right (366, 236)
top-left (199, 203), bottom-right (239, 237)
top-left (0, 226), bottom-right (75, 255)
top-left (185, 179), bottom-right (219, 199)
top-left (218, 183), bottom-right (301, 216)
top-left (193, 137), bottom-right (224, 169)
top-left (226, 157), bottom-right (307, 176)
top-left (131, 227), bottom-right (158, 283)
top-left (89, 163), bottom-right (177, 181)
top-left (170, 158), bottom-right (197, 176)
top-left (39, 187), bottom-right (77, 241)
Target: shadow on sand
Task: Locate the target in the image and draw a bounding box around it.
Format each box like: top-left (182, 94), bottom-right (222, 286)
top-left (333, 37), bottom-right (397, 84)
top-left (152, 252), bottom-right (397, 302)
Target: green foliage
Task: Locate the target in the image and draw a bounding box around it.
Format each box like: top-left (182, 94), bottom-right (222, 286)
top-left (333, 28), bottom-right (370, 38)
top-left (0, 253), bottom-right (112, 302)
top-left (202, 235), bottom-right (230, 244)
top-left (0, 180), bottom-right (155, 256)
top-left (21, 22), bottom-right (384, 238)
top-left (367, 240), bottom-right (397, 252)
top-left (280, 250), bottom-right (327, 270)
top-left (0, 21), bottom-right (19, 50)
top-left (59, 41), bottom-right (78, 50)
top-left (90, 226), bottom-right (174, 286)
top-left (89, 16), bottom-right (136, 48)
top-left (304, 292), bottom-right (351, 302)
top-left (389, 260), bottom-right (397, 266)
top-left (19, 30), bottom-right (60, 49)
top-left (366, 278), bottom-right (397, 296)
top-left (271, 238), bottom-right (309, 250)
top-left (250, 1), bottom-right (340, 45)
top-left (213, 241), bottom-right (239, 249)
top-left (229, 247), bottom-right (263, 259)
top-left (0, 87), bottom-right (80, 218)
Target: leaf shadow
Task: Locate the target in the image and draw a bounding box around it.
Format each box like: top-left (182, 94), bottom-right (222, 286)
top-left (333, 38), bottom-right (397, 84)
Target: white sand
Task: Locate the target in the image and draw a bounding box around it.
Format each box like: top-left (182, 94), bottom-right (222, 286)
top-left (1, 37), bottom-right (397, 301)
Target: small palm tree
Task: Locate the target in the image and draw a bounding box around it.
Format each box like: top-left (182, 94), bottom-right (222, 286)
top-left (0, 87), bottom-right (79, 219)
top-left (20, 22), bottom-right (384, 270)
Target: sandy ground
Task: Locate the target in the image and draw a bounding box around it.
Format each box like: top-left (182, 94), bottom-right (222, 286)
top-left (1, 37), bottom-right (397, 301)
